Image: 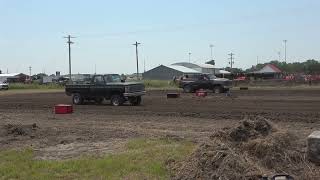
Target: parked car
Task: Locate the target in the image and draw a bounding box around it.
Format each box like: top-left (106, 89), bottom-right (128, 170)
top-left (177, 74), bottom-right (232, 93)
top-left (0, 81), bottom-right (9, 90)
top-left (65, 74), bottom-right (146, 106)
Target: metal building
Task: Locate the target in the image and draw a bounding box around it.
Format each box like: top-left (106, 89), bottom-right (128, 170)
top-left (143, 65), bottom-right (200, 80)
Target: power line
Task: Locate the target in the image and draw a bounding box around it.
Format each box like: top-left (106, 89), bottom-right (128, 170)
top-left (133, 41), bottom-right (141, 80)
top-left (228, 53), bottom-right (235, 69)
top-left (64, 35), bottom-right (76, 81)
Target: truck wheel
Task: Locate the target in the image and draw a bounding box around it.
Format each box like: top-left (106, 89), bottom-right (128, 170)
top-left (129, 96), bottom-right (142, 106)
top-left (213, 86), bottom-right (223, 94)
top-left (110, 95), bottom-right (124, 106)
top-left (95, 97), bottom-right (104, 104)
top-left (183, 85), bottom-right (192, 93)
top-left (73, 94), bottom-right (83, 105)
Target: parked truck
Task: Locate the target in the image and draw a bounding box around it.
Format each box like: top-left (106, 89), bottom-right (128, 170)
top-left (176, 73), bottom-right (232, 93)
top-left (65, 74), bottom-right (146, 106)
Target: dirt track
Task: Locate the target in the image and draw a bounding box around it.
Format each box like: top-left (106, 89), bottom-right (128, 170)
top-left (0, 89), bottom-right (320, 159)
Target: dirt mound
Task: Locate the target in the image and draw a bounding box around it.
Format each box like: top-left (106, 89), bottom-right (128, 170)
top-left (4, 123), bottom-right (38, 136)
top-left (212, 116), bottom-right (274, 142)
top-left (171, 139), bottom-right (262, 180)
top-left (171, 117), bottom-right (320, 180)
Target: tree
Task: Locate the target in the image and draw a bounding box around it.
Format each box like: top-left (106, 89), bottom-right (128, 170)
top-left (245, 59), bottom-right (320, 74)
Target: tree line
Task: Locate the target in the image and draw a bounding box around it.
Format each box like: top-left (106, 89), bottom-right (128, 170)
top-left (223, 59), bottom-right (320, 74)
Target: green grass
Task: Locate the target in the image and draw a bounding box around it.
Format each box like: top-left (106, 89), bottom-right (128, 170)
top-left (0, 138), bottom-right (194, 180)
top-left (8, 83), bottom-right (64, 90)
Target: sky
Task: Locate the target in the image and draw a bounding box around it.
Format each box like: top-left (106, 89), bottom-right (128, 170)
top-left (0, 0), bottom-right (319, 75)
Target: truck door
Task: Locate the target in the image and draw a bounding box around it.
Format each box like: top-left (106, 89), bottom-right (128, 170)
top-left (91, 75), bottom-right (106, 97)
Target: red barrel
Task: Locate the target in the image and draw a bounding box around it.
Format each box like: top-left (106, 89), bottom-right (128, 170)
top-left (54, 104), bottom-right (73, 114)
top-left (195, 89), bottom-right (207, 97)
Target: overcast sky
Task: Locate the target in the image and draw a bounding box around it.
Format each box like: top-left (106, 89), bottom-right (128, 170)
top-left (0, 0), bottom-right (319, 75)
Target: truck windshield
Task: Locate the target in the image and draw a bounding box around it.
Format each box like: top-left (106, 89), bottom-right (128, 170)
top-left (105, 74), bottom-right (121, 83)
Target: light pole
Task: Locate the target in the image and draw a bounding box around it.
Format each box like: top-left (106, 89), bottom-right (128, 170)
top-left (209, 44), bottom-right (214, 60)
top-left (188, 52), bottom-right (191, 63)
top-left (283, 40), bottom-right (287, 63)
top-left (278, 51), bottom-right (281, 61)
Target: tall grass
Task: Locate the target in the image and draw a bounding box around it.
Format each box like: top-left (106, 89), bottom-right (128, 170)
top-left (143, 80), bottom-right (178, 89)
top-left (8, 80), bottom-right (178, 90)
top-left (0, 138), bottom-right (194, 180)
top-left (8, 83), bottom-right (64, 90)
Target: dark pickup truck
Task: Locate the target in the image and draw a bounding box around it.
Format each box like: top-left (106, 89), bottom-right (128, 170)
top-left (65, 74), bottom-right (146, 106)
top-left (177, 74), bottom-right (232, 93)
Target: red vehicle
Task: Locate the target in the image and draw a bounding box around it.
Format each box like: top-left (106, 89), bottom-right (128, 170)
top-left (234, 76), bottom-right (246, 81)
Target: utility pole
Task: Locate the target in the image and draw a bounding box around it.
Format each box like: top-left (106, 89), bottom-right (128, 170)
top-left (133, 41), bottom-right (141, 80)
top-left (188, 52), bottom-right (191, 63)
top-left (209, 44), bottom-right (214, 61)
top-left (228, 53), bottom-right (235, 69)
top-left (64, 35), bottom-right (76, 81)
top-left (283, 40), bottom-right (287, 63)
top-left (144, 58), bottom-right (146, 73)
top-left (256, 56), bottom-right (259, 65)
top-left (278, 51), bottom-right (281, 61)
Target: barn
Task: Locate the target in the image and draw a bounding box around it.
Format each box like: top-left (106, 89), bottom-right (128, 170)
top-left (143, 65), bottom-right (200, 80)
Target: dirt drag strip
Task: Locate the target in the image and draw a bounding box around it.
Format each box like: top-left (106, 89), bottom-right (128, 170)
top-left (0, 89), bottom-right (320, 159)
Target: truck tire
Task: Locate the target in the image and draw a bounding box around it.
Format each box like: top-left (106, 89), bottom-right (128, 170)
top-left (73, 93), bottom-right (84, 105)
top-left (213, 86), bottom-right (223, 94)
top-left (110, 95), bottom-right (124, 106)
top-left (183, 85), bottom-right (193, 93)
top-left (129, 96), bottom-right (142, 106)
